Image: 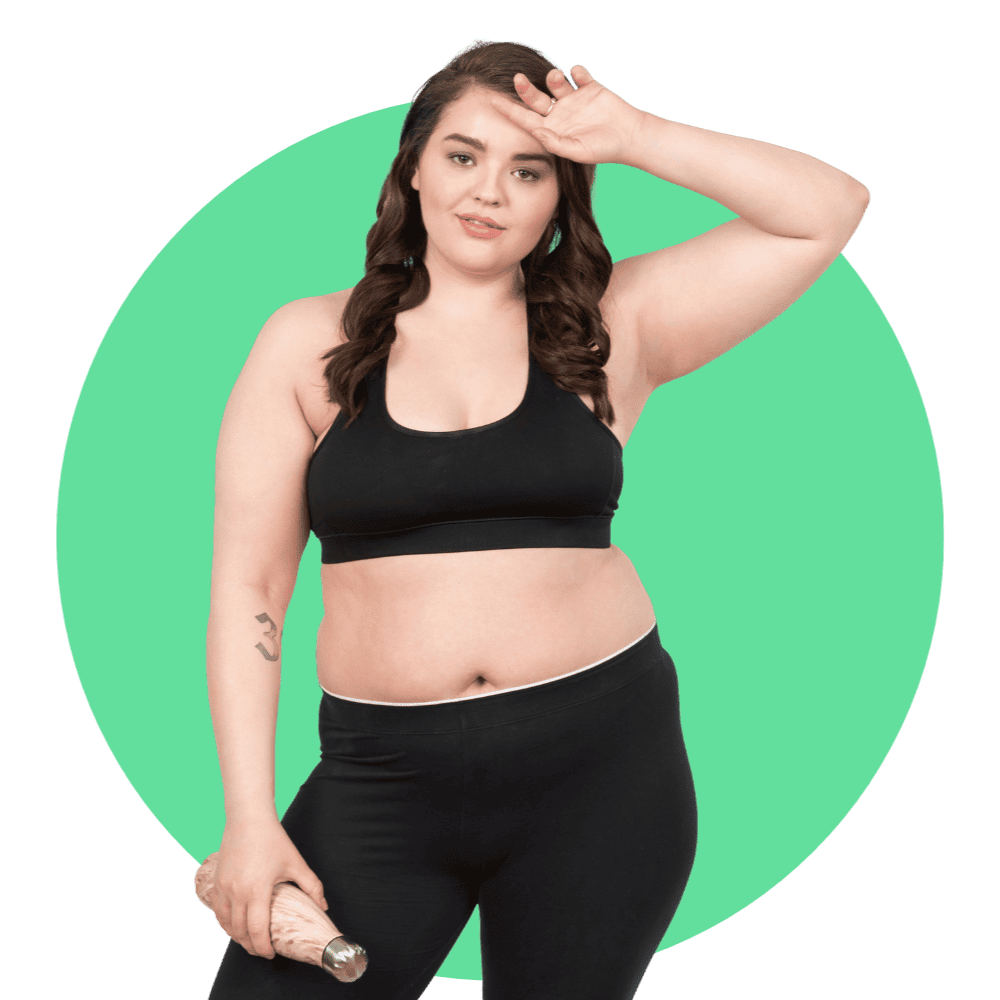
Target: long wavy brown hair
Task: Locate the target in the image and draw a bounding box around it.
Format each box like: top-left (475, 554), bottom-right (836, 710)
top-left (322, 39), bottom-right (616, 428)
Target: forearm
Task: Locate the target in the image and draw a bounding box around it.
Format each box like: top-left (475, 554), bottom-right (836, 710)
top-left (206, 581), bottom-right (292, 826)
top-left (622, 110), bottom-right (868, 240)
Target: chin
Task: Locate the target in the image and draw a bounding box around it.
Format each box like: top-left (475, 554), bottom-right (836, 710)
top-left (433, 232), bottom-right (538, 273)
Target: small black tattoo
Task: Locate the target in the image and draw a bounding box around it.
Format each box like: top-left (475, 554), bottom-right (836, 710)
top-left (255, 612), bottom-right (280, 661)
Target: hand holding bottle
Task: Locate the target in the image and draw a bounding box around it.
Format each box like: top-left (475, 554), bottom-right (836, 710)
top-left (196, 820), bottom-right (367, 981)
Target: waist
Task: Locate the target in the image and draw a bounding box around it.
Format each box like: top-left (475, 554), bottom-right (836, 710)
top-left (319, 620), bottom-right (668, 729)
top-left (320, 620), bottom-right (658, 706)
top-left (315, 546), bottom-right (656, 703)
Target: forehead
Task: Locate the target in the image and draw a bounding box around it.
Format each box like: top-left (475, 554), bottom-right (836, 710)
top-left (432, 87), bottom-right (547, 154)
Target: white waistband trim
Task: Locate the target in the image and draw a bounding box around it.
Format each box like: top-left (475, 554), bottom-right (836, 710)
top-left (319, 620), bottom-right (657, 707)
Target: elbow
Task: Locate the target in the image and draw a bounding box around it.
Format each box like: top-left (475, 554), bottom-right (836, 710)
top-left (842, 184), bottom-right (870, 237)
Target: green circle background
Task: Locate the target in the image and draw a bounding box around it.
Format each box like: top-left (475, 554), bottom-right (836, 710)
top-left (58, 105), bottom-right (941, 979)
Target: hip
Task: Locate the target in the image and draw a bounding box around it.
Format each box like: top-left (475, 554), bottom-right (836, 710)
top-left (286, 625), bottom-right (696, 917)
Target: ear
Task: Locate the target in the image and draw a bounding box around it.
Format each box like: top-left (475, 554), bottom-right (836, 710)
top-left (411, 166), bottom-right (420, 192)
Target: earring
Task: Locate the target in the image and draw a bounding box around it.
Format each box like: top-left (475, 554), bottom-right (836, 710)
top-left (548, 221), bottom-right (562, 255)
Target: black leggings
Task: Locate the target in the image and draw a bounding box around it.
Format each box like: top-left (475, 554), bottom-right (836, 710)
top-left (208, 623), bottom-right (697, 999)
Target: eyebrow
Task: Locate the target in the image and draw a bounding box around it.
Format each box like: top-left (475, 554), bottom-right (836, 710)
top-left (441, 132), bottom-right (555, 166)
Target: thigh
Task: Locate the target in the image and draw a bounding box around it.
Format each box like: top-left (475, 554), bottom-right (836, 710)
top-left (209, 733), bottom-right (477, 999)
top-left (477, 655), bottom-right (697, 1000)
top-left (209, 882), bottom-right (472, 1000)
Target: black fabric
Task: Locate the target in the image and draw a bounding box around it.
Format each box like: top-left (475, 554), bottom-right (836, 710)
top-left (208, 624), bottom-right (698, 1000)
top-left (306, 351), bottom-right (624, 564)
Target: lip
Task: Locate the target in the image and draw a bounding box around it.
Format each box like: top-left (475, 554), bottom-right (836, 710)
top-left (457, 215), bottom-right (505, 239)
top-left (457, 213), bottom-right (505, 230)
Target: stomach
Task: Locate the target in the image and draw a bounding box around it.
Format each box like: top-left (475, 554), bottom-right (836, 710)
top-left (315, 545), bottom-right (657, 703)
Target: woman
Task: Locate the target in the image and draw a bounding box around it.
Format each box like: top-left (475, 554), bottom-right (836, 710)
top-left (206, 39), bottom-right (868, 999)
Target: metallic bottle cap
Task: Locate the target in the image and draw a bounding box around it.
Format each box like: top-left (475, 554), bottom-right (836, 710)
top-left (321, 935), bottom-right (368, 982)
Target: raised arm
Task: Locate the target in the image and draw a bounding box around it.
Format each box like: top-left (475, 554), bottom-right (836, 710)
top-left (206, 297), bottom-right (333, 959)
top-left (609, 110), bottom-right (869, 386)
top-left (491, 65), bottom-right (870, 388)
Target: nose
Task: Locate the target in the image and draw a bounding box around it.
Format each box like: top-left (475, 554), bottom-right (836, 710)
top-left (470, 166), bottom-right (503, 206)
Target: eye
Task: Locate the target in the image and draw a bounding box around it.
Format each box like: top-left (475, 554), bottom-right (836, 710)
top-left (447, 154), bottom-right (540, 182)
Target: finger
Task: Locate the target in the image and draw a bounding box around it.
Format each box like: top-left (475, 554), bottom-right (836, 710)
top-left (512, 72), bottom-right (556, 116)
top-left (229, 900), bottom-right (254, 956)
top-left (569, 64), bottom-right (596, 87)
top-left (529, 128), bottom-right (591, 162)
top-left (213, 896), bottom-right (233, 936)
top-left (294, 868), bottom-right (329, 911)
top-left (313, 887), bottom-right (330, 911)
top-left (546, 67), bottom-right (575, 98)
top-left (488, 94), bottom-right (576, 157)
top-left (488, 93), bottom-right (546, 136)
top-left (248, 897), bottom-right (275, 960)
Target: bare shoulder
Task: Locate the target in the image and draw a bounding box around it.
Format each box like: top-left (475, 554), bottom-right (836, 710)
top-left (252, 289), bottom-right (354, 438)
top-left (255, 289), bottom-right (352, 362)
top-left (213, 291), bottom-right (353, 588)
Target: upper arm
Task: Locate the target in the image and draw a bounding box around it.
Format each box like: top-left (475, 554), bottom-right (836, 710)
top-left (611, 189), bottom-right (870, 388)
top-left (212, 298), bottom-right (325, 604)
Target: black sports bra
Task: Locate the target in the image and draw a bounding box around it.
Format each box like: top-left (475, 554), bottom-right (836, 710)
top-left (306, 349), bottom-right (624, 564)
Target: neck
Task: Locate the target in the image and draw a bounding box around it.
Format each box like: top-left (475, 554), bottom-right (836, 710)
top-left (416, 240), bottom-right (527, 329)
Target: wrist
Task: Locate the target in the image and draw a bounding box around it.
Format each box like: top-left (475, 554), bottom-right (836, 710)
top-left (224, 805), bottom-right (281, 828)
top-left (616, 110), bottom-right (672, 172)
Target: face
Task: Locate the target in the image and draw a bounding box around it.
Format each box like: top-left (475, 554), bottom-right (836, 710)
top-left (410, 86), bottom-right (561, 277)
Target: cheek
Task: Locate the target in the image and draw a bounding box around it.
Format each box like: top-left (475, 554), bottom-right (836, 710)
top-left (534, 201), bottom-right (556, 226)
top-left (418, 182), bottom-right (454, 232)
top-left (528, 196), bottom-right (559, 234)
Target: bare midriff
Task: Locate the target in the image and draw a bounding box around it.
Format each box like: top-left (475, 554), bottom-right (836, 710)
top-left (315, 544), bottom-right (657, 704)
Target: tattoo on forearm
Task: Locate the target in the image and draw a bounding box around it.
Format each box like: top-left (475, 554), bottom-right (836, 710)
top-left (254, 612), bottom-right (282, 661)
